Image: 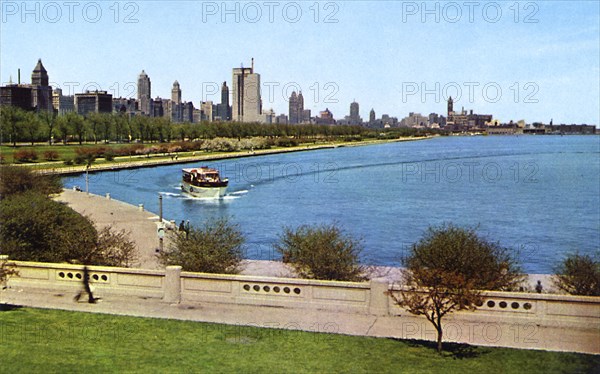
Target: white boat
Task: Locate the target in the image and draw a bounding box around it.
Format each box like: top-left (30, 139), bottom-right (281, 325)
top-left (181, 167), bottom-right (228, 198)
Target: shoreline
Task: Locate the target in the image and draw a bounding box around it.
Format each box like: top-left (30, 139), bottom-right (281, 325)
top-left (55, 188), bottom-right (557, 292)
top-left (34, 136), bottom-right (434, 176)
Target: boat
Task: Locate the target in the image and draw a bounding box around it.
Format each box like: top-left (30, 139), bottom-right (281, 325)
top-left (181, 167), bottom-right (228, 198)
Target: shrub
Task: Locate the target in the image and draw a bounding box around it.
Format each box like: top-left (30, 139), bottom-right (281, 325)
top-left (13, 149), bottom-right (38, 162)
top-left (43, 150), bottom-right (60, 161)
top-left (275, 223), bottom-right (366, 282)
top-left (0, 257), bottom-right (18, 286)
top-left (0, 165), bottom-right (62, 199)
top-left (104, 150), bottom-right (115, 161)
top-left (553, 253), bottom-right (600, 296)
top-left (158, 218), bottom-right (244, 274)
top-left (0, 192), bottom-right (97, 263)
top-left (63, 158), bottom-right (74, 166)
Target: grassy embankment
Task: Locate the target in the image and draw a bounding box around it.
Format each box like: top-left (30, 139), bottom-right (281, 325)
top-left (1, 137), bottom-right (430, 174)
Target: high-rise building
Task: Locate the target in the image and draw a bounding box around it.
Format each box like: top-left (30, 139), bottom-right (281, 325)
top-left (30, 59), bottom-right (53, 112)
top-left (217, 81), bottom-right (230, 121)
top-left (289, 91), bottom-right (298, 124)
top-left (369, 108), bottom-right (376, 124)
top-left (288, 91), bottom-right (305, 124)
top-left (138, 70), bottom-right (151, 115)
top-left (232, 59), bottom-right (261, 123)
top-left (349, 101), bottom-right (361, 125)
top-left (171, 80), bottom-right (181, 104)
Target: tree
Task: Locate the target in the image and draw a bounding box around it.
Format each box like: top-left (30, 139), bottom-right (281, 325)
top-left (0, 106), bottom-right (24, 147)
top-left (158, 218), bottom-right (244, 274)
top-left (55, 114), bottom-right (70, 144)
top-left (553, 253), bottom-right (600, 296)
top-left (0, 165), bottom-right (62, 199)
top-left (38, 110), bottom-right (57, 145)
top-left (68, 112), bottom-right (86, 145)
top-left (275, 223), bottom-right (367, 281)
top-left (390, 223), bottom-right (523, 353)
top-left (21, 111), bottom-right (40, 145)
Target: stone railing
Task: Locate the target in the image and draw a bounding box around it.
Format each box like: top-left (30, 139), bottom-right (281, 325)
top-left (6, 261), bottom-right (600, 354)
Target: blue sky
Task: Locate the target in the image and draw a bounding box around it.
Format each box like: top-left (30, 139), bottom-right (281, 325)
top-left (1, 1), bottom-right (598, 124)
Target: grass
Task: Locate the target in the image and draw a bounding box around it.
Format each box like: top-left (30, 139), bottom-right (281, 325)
top-left (0, 307), bottom-right (598, 373)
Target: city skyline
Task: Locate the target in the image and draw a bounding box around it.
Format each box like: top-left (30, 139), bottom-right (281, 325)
top-left (1, 1), bottom-right (598, 125)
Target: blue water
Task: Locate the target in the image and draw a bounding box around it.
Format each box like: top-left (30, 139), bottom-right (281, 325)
top-left (65, 136), bottom-right (600, 273)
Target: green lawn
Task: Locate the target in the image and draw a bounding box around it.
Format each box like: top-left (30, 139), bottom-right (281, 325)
top-left (0, 307), bottom-right (598, 373)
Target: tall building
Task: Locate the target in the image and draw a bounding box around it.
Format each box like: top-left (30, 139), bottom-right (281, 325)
top-left (232, 59), bottom-right (261, 123)
top-left (30, 59), bottom-right (53, 112)
top-left (138, 70), bottom-right (151, 115)
top-left (217, 81), bottom-right (230, 121)
top-left (289, 91), bottom-right (298, 124)
top-left (171, 81), bottom-right (181, 104)
top-left (288, 91), bottom-right (305, 124)
top-left (349, 101), bottom-right (361, 125)
top-left (75, 90), bottom-right (113, 116)
top-left (369, 109), bottom-right (376, 124)
top-left (0, 59), bottom-right (52, 112)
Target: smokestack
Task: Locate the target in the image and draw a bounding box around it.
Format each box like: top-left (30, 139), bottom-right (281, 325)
top-left (251, 58), bottom-right (254, 73)
top-left (18, 69), bottom-right (20, 85)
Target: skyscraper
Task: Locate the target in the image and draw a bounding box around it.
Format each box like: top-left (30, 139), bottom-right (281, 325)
top-left (232, 59), bottom-right (261, 123)
top-left (138, 70), bottom-right (151, 115)
top-left (289, 91), bottom-right (305, 124)
top-left (289, 91), bottom-right (298, 124)
top-left (297, 91), bottom-right (304, 123)
top-left (30, 59), bottom-right (53, 112)
top-left (369, 108), bottom-right (376, 124)
top-left (171, 80), bottom-right (181, 104)
top-left (217, 81), bottom-right (230, 121)
top-left (349, 101), bottom-right (361, 125)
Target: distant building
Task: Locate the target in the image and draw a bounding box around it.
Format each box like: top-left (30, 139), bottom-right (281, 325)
top-left (302, 109), bottom-right (312, 124)
top-left (75, 90), bottom-right (113, 116)
top-left (0, 59), bottom-right (53, 112)
top-left (349, 101), bottom-right (361, 125)
top-left (171, 81), bottom-right (182, 104)
top-left (289, 91), bottom-right (305, 124)
top-left (447, 96), bottom-right (492, 131)
top-left (400, 112), bottom-right (428, 128)
top-left (316, 108), bottom-right (335, 125)
top-left (152, 97), bottom-right (165, 117)
top-left (182, 101), bottom-right (195, 122)
top-left (52, 88), bottom-right (74, 115)
top-left (216, 81), bottom-right (230, 121)
top-left (276, 114), bottom-right (288, 124)
top-left (1, 84), bottom-right (33, 111)
top-left (369, 109), bottom-right (376, 125)
top-left (201, 101), bottom-right (216, 122)
top-left (138, 70), bottom-right (152, 116)
top-left (112, 97), bottom-right (137, 115)
top-left (232, 59), bottom-right (262, 122)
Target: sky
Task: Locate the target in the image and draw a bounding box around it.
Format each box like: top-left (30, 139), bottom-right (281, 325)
top-left (1, 0), bottom-right (599, 125)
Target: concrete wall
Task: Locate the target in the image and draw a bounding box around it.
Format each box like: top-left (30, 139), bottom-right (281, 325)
top-left (7, 261), bottom-right (600, 354)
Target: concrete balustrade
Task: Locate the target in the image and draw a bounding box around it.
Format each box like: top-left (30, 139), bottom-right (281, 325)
top-left (4, 260), bottom-right (600, 354)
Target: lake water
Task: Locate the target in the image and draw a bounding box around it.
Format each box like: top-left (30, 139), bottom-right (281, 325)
top-left (65, 135), bottom-right (600, 274)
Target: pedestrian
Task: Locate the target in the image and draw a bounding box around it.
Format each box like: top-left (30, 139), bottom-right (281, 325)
top-left (74, 266), bottom-right (97, 303)
top-left (179, 220), bottom-right (185, 231)
top-left (535, 280), bottom-right (543, 293)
